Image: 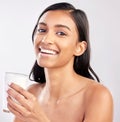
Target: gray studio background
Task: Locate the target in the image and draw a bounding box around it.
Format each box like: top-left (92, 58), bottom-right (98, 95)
top-left (0, 0), bottom-right (119, 122)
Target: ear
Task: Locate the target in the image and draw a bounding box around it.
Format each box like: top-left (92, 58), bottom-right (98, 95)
top-left (74, 41), bottom-right (87, 56)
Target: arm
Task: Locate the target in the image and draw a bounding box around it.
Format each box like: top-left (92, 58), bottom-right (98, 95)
top-left (84, 84), bottom-right (113, 122)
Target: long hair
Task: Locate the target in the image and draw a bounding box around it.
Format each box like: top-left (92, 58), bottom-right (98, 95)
top-left (29, 2), bottom-right (100, 83)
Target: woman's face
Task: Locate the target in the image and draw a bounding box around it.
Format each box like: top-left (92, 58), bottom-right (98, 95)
top-left (34, 10), bottom-right (81, 69)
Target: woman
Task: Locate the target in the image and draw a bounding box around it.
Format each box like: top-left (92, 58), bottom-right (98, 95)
top-left (7, 2), bottom-right (113, 122)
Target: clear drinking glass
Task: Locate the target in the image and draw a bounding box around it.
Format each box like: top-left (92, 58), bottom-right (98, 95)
top-left (3, 72), bottom-right (28, 113)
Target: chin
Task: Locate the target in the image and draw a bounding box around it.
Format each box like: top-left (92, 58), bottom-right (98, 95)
top-left (37, 60), bottom-right (54, 68)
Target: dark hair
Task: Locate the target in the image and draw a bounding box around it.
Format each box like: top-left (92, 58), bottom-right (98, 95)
top-left (29, 2), bottom-right (100, 83)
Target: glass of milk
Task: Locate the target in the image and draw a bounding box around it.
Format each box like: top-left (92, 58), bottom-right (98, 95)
top-left (3, 72), bottom-right (28, 113)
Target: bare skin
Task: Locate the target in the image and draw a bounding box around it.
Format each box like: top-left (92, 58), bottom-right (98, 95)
top-left (7, 75), bottom-right (113, 122)
top-left (31, 79), bottom-right (113, 122)
top-left (7, 10), bottom-right (113, 122)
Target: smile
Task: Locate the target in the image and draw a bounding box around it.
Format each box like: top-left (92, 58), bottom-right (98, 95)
top-left (40, 48), bottom-right (58, 55)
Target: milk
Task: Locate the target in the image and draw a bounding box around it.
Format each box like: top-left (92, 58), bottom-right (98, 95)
top-left (3, 72), bottom-right (28, 113)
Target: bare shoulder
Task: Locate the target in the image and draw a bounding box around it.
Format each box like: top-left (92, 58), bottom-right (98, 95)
top-left (84, 81), bottom-right (113, 103)
top-left (84, 80), bottom-right (113, 122)
top-left (27, 82), bottom-right (44, 97)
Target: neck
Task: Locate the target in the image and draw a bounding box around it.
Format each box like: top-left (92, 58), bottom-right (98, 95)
top-left (43, 65), bottom-right (78, 101)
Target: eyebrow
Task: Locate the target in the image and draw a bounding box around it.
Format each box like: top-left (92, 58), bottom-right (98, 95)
top-left (38, 22), bottom-right (46, 26)
top-left (38, 22), bottom-right (71, 31)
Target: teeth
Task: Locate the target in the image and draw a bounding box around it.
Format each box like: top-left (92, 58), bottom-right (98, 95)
top-left (40, 48), bottom-right (57, 55)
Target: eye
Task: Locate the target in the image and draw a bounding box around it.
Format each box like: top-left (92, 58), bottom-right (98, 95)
top-left (37, 28), bottom-right (46, 33)
top-left (56, 31), bottom-right (66, 36)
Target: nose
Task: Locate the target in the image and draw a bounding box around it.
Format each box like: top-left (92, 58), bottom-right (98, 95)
top-left (41, 34), bottom-right (54, 44)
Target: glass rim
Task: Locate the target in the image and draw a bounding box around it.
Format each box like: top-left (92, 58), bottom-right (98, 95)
top-left (5, 72), bottom-right (28, 77)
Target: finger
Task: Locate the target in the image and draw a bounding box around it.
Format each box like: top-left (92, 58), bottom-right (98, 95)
top-left (7, 96), bottom-right (31, 118)
top-left (7, 102), bottom-right (29, 122)
top-left (7, 88), bottom-right (32, 110)
top-left (9, 83), bottom-right (35, 100)
top-left (7, 101), bottom-right (23, 118)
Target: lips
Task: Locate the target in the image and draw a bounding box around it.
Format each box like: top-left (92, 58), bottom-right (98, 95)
top-left (39, 48), bottom-right (59, 55)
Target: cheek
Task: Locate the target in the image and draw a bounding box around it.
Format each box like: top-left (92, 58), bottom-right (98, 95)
top-left (60, 40), bottom-right (77, 54)
top-left (33, 36), bottom-right (42, 49)
top-left (33, 39), bottom-right (40, 55)
top-left (34, 34), bottom-right (43, 44)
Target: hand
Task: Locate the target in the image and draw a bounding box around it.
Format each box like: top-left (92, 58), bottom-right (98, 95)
top-left (7, 83), bottom-right (50, 122)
